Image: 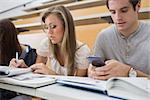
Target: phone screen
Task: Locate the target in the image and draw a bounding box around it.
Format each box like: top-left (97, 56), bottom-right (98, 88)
top-left (87, 56), bottom-right (105, 67)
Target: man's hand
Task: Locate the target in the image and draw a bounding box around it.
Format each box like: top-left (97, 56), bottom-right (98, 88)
top-left (88, 59), bottom-right (131, 80)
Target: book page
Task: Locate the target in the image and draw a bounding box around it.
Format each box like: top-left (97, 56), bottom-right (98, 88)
top-left (7, 67), bottom-right (32, 76)
top-left (106, 77), bottom-right (150, 100)
top-left (0, 66), bottom-right (32, 77)
top-left (57, 76), bottom-right (107, 91)
top-left (12, 72), bottom-right (46, 80)
top-left (148, 78), bottom-right (150, 94)
top-left (109, 77), bottom-right (149, 93)
top-left (0, 66), bottom-right (10, 75)
top-left (0, 73), bottom-right (56, 88)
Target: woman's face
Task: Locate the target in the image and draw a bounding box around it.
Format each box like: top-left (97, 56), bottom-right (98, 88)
top-left (45, 14), bottom-right (65, 44)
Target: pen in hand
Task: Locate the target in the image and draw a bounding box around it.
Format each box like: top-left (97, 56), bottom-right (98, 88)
top-left (16, 52), bottom-right (19, 63)
top-left (9, 52), bottom-right (19, 68)
top-left (11, 52), bottom-right (28, 68)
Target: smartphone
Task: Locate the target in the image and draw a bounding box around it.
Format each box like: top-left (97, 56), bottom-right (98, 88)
top-left (87, 56), bottom-right (105, 67)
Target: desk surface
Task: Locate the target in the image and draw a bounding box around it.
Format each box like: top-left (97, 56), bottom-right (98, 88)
top-left (0, 83), bottom-right (118, 100)
top-left (36, 84), bottom-right (120, 100)
top-left (0, 83), bottom-right (119, 100)
top-left (0, 83), bottom-right (36, 96)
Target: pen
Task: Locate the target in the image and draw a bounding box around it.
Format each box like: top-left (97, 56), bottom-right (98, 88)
top-left (16, 52), bottom-right (19, 63)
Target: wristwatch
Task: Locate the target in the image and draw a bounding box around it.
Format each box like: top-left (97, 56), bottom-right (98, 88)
top-left (128, 67), bottom-right (137, 77)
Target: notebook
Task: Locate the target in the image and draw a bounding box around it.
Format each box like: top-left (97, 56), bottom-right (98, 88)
top-left (57, 76), bottom-right (150, 100)
top-left (0, 66), bottom-right (56, 88)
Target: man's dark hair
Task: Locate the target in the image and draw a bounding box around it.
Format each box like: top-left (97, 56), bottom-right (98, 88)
top-left (106, 0), bottom-right (141, 11)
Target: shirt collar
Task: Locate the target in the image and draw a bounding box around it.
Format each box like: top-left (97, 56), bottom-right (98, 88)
top-left (116, 22), bottom-right (142, 39)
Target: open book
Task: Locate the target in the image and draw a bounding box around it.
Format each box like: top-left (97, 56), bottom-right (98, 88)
top-left (0, 66), bottom-right (56, 88)
top-left (0, 66), bottom-right (32, 77)
top-left (57, 76), bottom-right (150, 100)
top-left (0, 73), bottom-right (56, 88)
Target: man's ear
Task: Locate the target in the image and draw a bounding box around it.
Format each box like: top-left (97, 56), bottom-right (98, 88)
top-left (136, 2), bottom-right (141, 12)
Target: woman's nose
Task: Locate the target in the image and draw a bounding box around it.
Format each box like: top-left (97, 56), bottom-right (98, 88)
top-left (47, 28), bottom-right (53, 34)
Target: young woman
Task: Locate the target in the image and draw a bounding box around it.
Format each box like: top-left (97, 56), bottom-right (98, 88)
top-left (0, 19), bottom-right (36, 100)
top-left (0, 19), bottom-right (37, 68)
top-left (0, 19), bottom-right (22, 66)
top-left (31, 5), bottom-right (90, 76)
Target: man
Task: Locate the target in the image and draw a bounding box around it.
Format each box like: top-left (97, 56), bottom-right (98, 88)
top-left (88, 0), bottom-right (150, 80)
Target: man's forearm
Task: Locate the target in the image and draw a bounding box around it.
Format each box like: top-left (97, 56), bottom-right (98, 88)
top-left (136, 70), bottom-right (150, 78)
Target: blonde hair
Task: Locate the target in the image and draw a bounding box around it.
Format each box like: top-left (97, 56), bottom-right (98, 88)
top-left (41, 5), bottom-right (76, 75)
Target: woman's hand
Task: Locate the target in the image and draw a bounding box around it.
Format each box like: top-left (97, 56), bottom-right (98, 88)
top-left (31, 63), bottom-right (56, 75)
top-left (9, 58), bottom-right (28, 68)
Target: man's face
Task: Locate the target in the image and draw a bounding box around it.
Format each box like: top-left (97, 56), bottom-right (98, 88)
top-left (108, 0), bottom-right (139, 32)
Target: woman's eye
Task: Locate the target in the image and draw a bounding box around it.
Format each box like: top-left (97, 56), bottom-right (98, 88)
top-left (50, 25), bottom-right (56, 29)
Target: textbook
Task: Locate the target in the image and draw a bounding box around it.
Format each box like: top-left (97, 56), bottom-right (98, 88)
top-left (57, 76), bottom-right (150, 100)
top-left (0, 66), bottom-right (32, 77)
top-left (0, 73), bottom-right (56, 88)
top-left (0, 66), bottom-right (56, 88)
